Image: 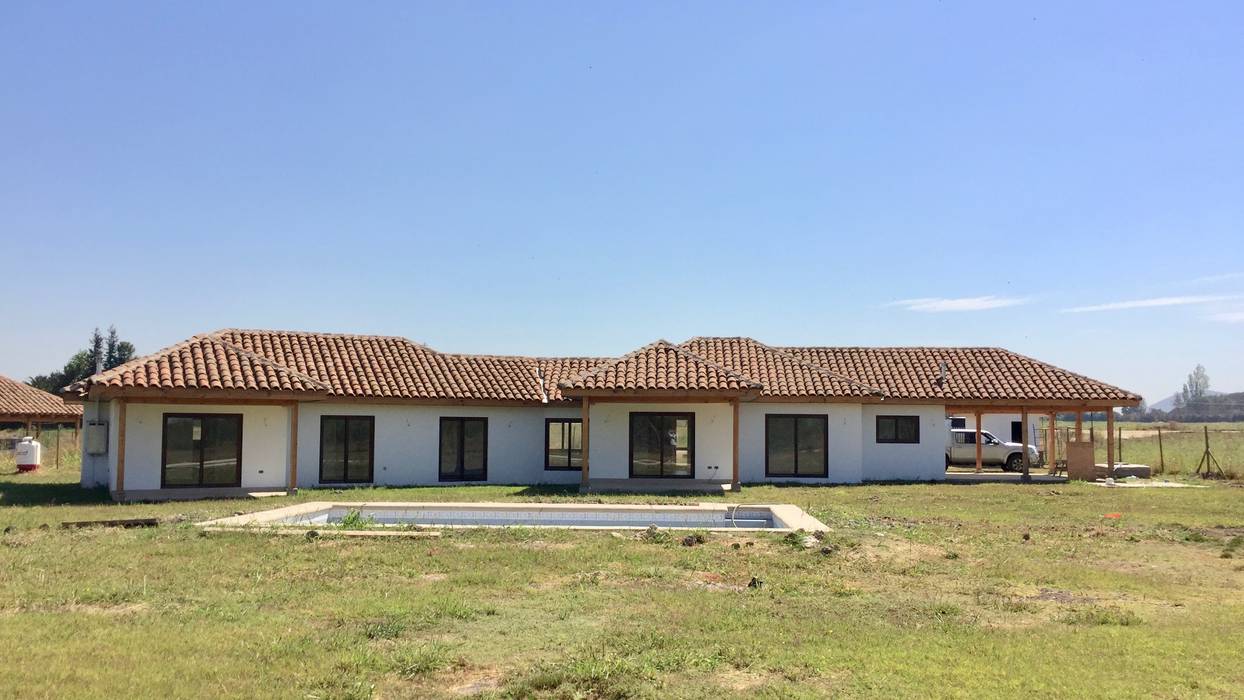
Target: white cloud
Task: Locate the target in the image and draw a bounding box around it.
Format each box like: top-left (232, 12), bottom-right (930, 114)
top-left (1206, 311), bottom-right (1244, 324)
top-left (886, 296), bottom-right (1029, 312)
top-left (1061, 295), bottom-right (1238, 313)
top-left (1189, 272), bottom-right (1244, 285)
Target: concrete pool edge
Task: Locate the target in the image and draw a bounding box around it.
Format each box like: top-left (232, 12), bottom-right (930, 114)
top-left (198, 501), bottom-right (829, 533)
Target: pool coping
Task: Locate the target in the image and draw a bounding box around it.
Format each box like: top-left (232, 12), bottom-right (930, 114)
top-left (198, 501), bottom-right (828, 533)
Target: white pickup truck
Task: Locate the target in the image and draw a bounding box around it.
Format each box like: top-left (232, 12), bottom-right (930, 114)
top-left (946, 428), bottom-right (1041, 471)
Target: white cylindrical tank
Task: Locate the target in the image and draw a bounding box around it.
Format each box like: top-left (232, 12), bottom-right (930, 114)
top-left (15, 437), bottom-right (42, 472)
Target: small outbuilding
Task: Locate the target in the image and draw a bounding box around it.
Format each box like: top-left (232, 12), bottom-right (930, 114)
top-left (0, 374), bottom-right (84, 465)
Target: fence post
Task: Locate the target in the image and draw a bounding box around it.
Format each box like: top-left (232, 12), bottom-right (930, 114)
top-left (1118, 427), bottom-right (1123, 464)
top-left (1157, 426), bottom-right (1165, 473)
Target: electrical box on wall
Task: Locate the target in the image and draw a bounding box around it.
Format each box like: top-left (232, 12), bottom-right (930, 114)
top-left (85, 420), bottom-right (109, 455)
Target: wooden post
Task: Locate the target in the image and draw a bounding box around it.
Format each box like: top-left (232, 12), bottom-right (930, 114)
top-left (1105, 408), bottom-right (1115, 479)
top-left (731, 397), bottom-right (740, 490)
top-left (24, 420), bottom-right (31, 437)
top-left (579, 397), bottom-right (591, 490)
top-left (1046, 412), bottom-right (1057, 475)
top-left (1075, 412), bottom-right (1083, 441)
top-left (1157, 426), bottom-right (1165, 473)
top-left (56, 425), bottom-right (61, 468)
top-left (74, 417), bottom-right (80, 441)
top-left (116, 400), bottom-right (127, 494)
top-left (288, 402), bottom-right (299, 492)
top-left (974, 411), bottom-right (983, 473)
top-left (1020, 407), bottom-right (1031, 481)
top-left (1117, 426), bottom-right (1123, 464)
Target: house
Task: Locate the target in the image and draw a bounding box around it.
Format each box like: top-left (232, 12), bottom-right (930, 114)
top-left (63, 330), bottom-right (1141, 500)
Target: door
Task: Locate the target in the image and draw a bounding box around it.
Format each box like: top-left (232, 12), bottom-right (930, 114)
top-left (1011, 421), bottom-right (1023, 444)
top-left (951, 431), bottom-right (976, 463)
top-left (162, 414), bottom-right (243, 488)
top-left (629, 413), bottom-right (694, 478)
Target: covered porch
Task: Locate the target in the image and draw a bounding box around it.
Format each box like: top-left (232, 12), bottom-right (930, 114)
top-left (947, 398), bottom-right (1142, 482)
top-left (557, 340), bottom-right (761, 494)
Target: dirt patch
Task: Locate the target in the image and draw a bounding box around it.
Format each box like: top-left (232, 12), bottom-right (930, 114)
top-left (715, 668), bottom-right (771, 691)
top-left (1031, 588), bottom-right (1096, 605)
top-left (448, 668), bottom-right (502, 696)
top-left (687, 571), bottom-right (746, 593)
top-left (421, 573), bottom-right (448, 583)
top-left (2, 601), bottom-right (149, 616)
top-left (844, 538), bottom-right (946, 568)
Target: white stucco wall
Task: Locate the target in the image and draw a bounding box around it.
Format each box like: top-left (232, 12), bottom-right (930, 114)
top-left (295, 403), bottom-right (582, 487)
top-left (79, 400), bottom-right (117, 489)
top-left (738, 403), bottom-right (863, 484)
top-left (586, 402), bottom-right (733, 482)
top-left (111, 403), bottom-right (291, 491)
top-left (860, 404), bottom-right (946, 481)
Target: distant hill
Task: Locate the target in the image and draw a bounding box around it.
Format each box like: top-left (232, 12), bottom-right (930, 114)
top-left (1164, 391), bottom-right (1244, 422)
top-left (1151, 389), bottom-right (1223, 413)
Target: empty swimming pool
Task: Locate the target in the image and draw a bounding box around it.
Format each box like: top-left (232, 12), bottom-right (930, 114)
top-left (200, 501), bottom-right (828, 533)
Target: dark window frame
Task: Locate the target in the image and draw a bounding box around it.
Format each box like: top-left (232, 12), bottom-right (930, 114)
top-left (318, 415), bottom-right (375, 484)
top-left (439, 417), bottom-right (488, 482)
top-left (876, 415), bottom-right (921, 444)
top-left (160, 413), bottom-right (243, 489)
top-left (627, 412), bottom-right (695, 479)
top-left (544, 417), bottom-right (583, 471)
top-left (764, 414), bottom-right (829, 478)
top-left (950, 417), bottom-right (967, 429)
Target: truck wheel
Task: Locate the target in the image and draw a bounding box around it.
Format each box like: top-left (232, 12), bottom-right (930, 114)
top-left (1005, 454), bottom-right (1023, 472)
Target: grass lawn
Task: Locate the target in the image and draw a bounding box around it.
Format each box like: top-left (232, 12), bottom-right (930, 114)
top-left (2, 468), bottom-right (1243, 698)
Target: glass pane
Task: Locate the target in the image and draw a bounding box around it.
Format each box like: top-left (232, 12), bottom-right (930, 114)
top-left (897, 418), bottom-right (918, 443)
top-left (462, 420), bottom-right (485, 479)
top-left (630, 415), bottom-right (662, 477)
top-left (568, 422), bottom-right (582, 450)
top-left (796, 417), bottom-right (826, 475)
top-left (201, 416), bottom-right (240, 486)
top-left (665, 416), bottom-right (692, 477)
top-left (321, 417), bottom-right (346, 482)
top-left (767, 417), bottom-right (795, 475)
top-left (547, 422), bottom-right (567, 467)
top-left (346, 418), bottom-right (372, 481)
top-left (439, 420), bottom-right (461, 477)
top-left (163, 416), bottom-right (201, 486)
top-left (462, 419), bottom-right (486, 479)
top-left (569, 449), bottom-right (582, 469)
top-left (877, 418), bottom-right (895, 442)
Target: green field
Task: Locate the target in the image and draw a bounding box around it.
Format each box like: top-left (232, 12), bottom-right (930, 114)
top-left (2, 466), bottom-right (1243, 698)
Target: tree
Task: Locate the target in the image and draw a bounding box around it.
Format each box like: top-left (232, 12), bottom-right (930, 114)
top-left (27, 327), bottom-right (137, 393)
top-left (1180, 364), bottom-right (1210, 406)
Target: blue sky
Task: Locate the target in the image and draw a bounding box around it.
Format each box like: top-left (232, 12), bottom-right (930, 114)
top-left (2, 2), bottom-right (1242, 403)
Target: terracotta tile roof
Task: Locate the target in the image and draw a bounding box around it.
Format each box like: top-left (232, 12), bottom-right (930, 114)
top-left (66, 334), bottom-right (330, 397)
top-left (680, 337), bottom-right (883, 398)
top-left (0, 374), bottom-right (83, 418)
top-left (558, 340), bottom-right (763, 394)
top-left (60, 328), bottom-right (1140, 405)
top-left (781, 346), bottom-right (1141, 403)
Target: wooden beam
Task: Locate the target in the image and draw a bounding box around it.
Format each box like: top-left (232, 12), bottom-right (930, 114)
top-left (1046, 412), bottom-right (1057, 475)
top-left (288, 402), bottom-right (299, 492)
top-left (1075, 412), bottom-right (1083, 441)
top-left (1105, 408), bottom-right (1115, 479)
top-left (731, 397), bottom-right (740, 489)
top-left (1020, 407), bottom-right (1031, 481)
top-left (580, 396), bottom-right (591, 489)
top-left (116, 399), bottom-right (127, 494)
top-left (974, 410), bottom-right (983, 474)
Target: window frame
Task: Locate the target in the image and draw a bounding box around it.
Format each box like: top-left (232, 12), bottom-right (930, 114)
top-left (627, 412), bottom-right (695, 479)
top-left (160, 413), bottom-right (243, 489)
top-left (318, 415), bottom-right (376, 484)
top-left (875, 415), bottom-right (921, 444)
top-left (544, 417), bottom-right (583, 471)
top-left (764, 414), bottom-right (829, 478)
top-left (438, 417), bottom-right (488, 482)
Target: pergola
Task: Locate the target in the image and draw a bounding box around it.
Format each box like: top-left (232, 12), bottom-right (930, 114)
top-left (0, 374), bottom-right (84, 468)
top-left (949, 399), bottom-right (1140, 481)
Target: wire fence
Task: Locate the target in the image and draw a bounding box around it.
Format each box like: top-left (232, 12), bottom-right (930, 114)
top-left (1047, 425), bottom-right (1242, 477)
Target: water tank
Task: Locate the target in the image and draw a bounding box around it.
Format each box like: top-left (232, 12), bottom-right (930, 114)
top-left (15, 437), bottom-right (42, 472)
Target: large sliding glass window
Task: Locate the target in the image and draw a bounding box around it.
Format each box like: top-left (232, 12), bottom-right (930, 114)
top-left (320, 416), bottom-right (374, 484)
top-left (765, 414), bottom-right (828, 477)
top-left (629, 412), bottom-right (694, 478)
top-left (161, 414), bottom-right (242, 488)
top-left (545, 418), bottom-right (583, 470)
top-left (439, 417), bottom-right (487, 481)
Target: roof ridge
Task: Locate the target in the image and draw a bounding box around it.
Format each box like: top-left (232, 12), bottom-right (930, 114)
top-left (209, 336), bottom-right (332, 391)
top-left (213, 327), bottom-right (435, 349)
top-left (559, 339), bottom-right (763, 390)
top-left (742, 337), bottom-right (886, 396)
